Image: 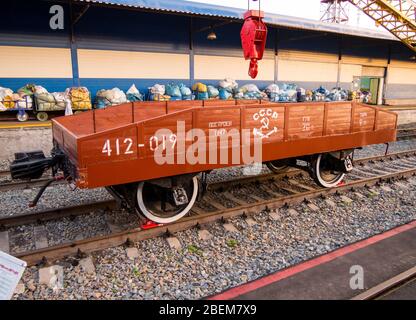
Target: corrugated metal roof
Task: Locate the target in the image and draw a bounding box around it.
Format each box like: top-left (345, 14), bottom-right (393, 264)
top-left (75, 0), bottom-right (397, 41)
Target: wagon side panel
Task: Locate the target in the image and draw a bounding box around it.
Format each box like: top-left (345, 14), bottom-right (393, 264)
top-left (287, 103), bottom-right (325, 140)
top-left (326, 102), bottom-right (352, 135)
top-left (353, 104), bottom-right (376, 132)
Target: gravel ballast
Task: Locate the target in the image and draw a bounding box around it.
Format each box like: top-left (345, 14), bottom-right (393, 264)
top-left (12, 177), bottom-right (416, 300)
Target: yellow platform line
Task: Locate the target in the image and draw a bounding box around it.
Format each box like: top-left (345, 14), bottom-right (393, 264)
top-left (0, 122), bottom-right (52, 129)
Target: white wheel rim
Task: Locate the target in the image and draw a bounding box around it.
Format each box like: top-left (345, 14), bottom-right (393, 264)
top-left (315, 154), bottom-right (345, 188)
top-left (136, 176), bottom-right (199, 224)
top-left (17, 112), bottom-right (28, 121)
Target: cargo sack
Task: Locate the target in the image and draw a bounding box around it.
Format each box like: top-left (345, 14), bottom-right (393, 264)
top-left (3, 97), bottom-right (14, 108)
top-left (95, 88), bottom-right (127, 109)
top-left (195, 91), bottom-right (208, 100)
top-left (126, 84), bottom-right (143, 102)
top-left (35, 92), bottom-right (65, 111)
top-left (166, 83), bottom-right (182, 98)
top-left (207, 85), bottom-right (219, 98)
top-left (219, 88), bottom-right (232, 100)
top-left (0, 87), bottom-right (13, 100)
top-left (149, 84), bottom-right (165, 95)
top-left (192, 82), bottom-right (207, 93)
top-left (178, 84), bottom-right (192, 100)
top-left (218, 78), bottom-right (238, 92)
top-left (265, 84), bottom-right (280, 102)
top-left (237, 84), bottom-right (261, 100)
top-left (68, 87), bottom-right (92, 110)
top-left (17, 84), bottom-right (36, 97)
top-left (150, 93), bottom-right (171, 101)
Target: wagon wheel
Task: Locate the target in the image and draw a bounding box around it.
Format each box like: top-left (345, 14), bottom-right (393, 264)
top-left (36, 112), bottom-right (49, 122)
top-left (266, 160), bottom-right (289, 173)
top-left (136, 177), bottom-right (199, 224)
top-left (312, 153), bottom-right (345, 188)
top-left (16, 112), bottom-right (29, 122)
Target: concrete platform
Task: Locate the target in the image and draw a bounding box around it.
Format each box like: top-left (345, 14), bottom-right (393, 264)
top-left (210, 221), bottom-right (416, 300)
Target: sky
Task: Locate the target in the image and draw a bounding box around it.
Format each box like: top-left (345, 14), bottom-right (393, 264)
top-left (187, 0), bottom-right (386, 32)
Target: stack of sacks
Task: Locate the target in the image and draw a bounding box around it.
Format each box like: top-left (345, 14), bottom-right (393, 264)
top-left (126, 84), bottom-right (143, 102)
top-left (218, 78), bottom-right (238, 100)
top-left (67, 87), bottom-right (92, 110)
top-left (95, 88), bottom-right (127, 109)
top-left (235, 84), bottom-right (263, 100)
top-left (0, 87), bottom-right (16, 110)
top-left (166, 83), bottom-right (182, 101)
top-left (192, 82), bottom-right (208, 100)
top-left (207, 85), bottom-right (219, 99)
top-left (278, 83), bottom-right (298, 102)
top-left (149, 84), bottom-right (170, 101)
top-left (34, 86), bottom-right (66, 111)
top-left (179, 83), bottom-right (192, 100)
top-left (265, 84), bottom-right (279, 102)
top-left (325, 87), bottom-right (348, 102)
top-left (312, 86), bottom-right (329, 101)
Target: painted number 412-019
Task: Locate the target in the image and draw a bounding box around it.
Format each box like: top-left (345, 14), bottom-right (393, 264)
top-left (102, 138), bottom-right (134, 156)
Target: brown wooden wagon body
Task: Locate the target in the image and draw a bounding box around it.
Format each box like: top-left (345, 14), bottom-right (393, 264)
top-left (52, 100), bottom-right (397, 189)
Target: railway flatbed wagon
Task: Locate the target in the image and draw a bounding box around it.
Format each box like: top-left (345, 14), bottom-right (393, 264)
top-left (10, 100), bottom-right (397, 223)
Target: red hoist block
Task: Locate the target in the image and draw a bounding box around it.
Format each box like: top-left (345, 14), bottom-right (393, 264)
top-left (240, 10), bottom-right (268, 79)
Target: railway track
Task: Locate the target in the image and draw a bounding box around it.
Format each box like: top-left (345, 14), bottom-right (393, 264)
top-left (1, 149), bottom-right (415, 267)
top-left (397, 127), bottom-right (416, 141)
top-left (352, 266), bottom-right (416, 300)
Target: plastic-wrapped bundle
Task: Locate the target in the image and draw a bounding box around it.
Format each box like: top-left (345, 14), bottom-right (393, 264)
top-left (126, 84), bottom-right (143, 102)
top-left (67, 87), bottom-right (92, 110)
top-left (179, 83), bottom-right (192, 100)
top-left (35, 91), bottom-right (66, 111)
top-left (0, 87), bottom-right (14, 110)
top-left (265, 84), bottom-right (279, 101)
top-left (192, 82), bottom-right (208, 100)
top-left (236, 84), bottom-right (261, 100)
top-left (218, 78), bottom-right (238, 92)
top-left (17, 84), bottom-right (36, 97)
top-left (275, 83), bottom-right (298, 102)
top-left (219, 88), bottom-right (232, 100)
top-left (166, 83), bottom-right (182, 100)
top-left (148, 84), bottom-right (170, 101)
top-left (207, 85), bottom-right (219, 98)
top-left (0, 87), bottom-right (13, 100)
top-left (95, 88), bottom-right (127, 109)
top-left (324, 87), bottom-right (349, 102)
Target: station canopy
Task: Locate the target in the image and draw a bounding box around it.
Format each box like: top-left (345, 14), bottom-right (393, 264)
top-left (75, 0), bottom-right (397, 41)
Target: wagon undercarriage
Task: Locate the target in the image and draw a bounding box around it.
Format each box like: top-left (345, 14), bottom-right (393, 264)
top-left (10, 100), bottom-right (397, 224)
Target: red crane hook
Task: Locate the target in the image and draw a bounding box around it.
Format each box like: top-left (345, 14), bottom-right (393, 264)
top-left (240, 0), bottom-right (268, 79)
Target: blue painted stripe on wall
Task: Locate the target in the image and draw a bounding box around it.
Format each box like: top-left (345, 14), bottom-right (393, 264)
top-left (0, 78), bottom-right (74, 93)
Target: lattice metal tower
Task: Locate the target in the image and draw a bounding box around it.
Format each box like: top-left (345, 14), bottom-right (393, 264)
top-left (321, 0), bottom-right (350, 23)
